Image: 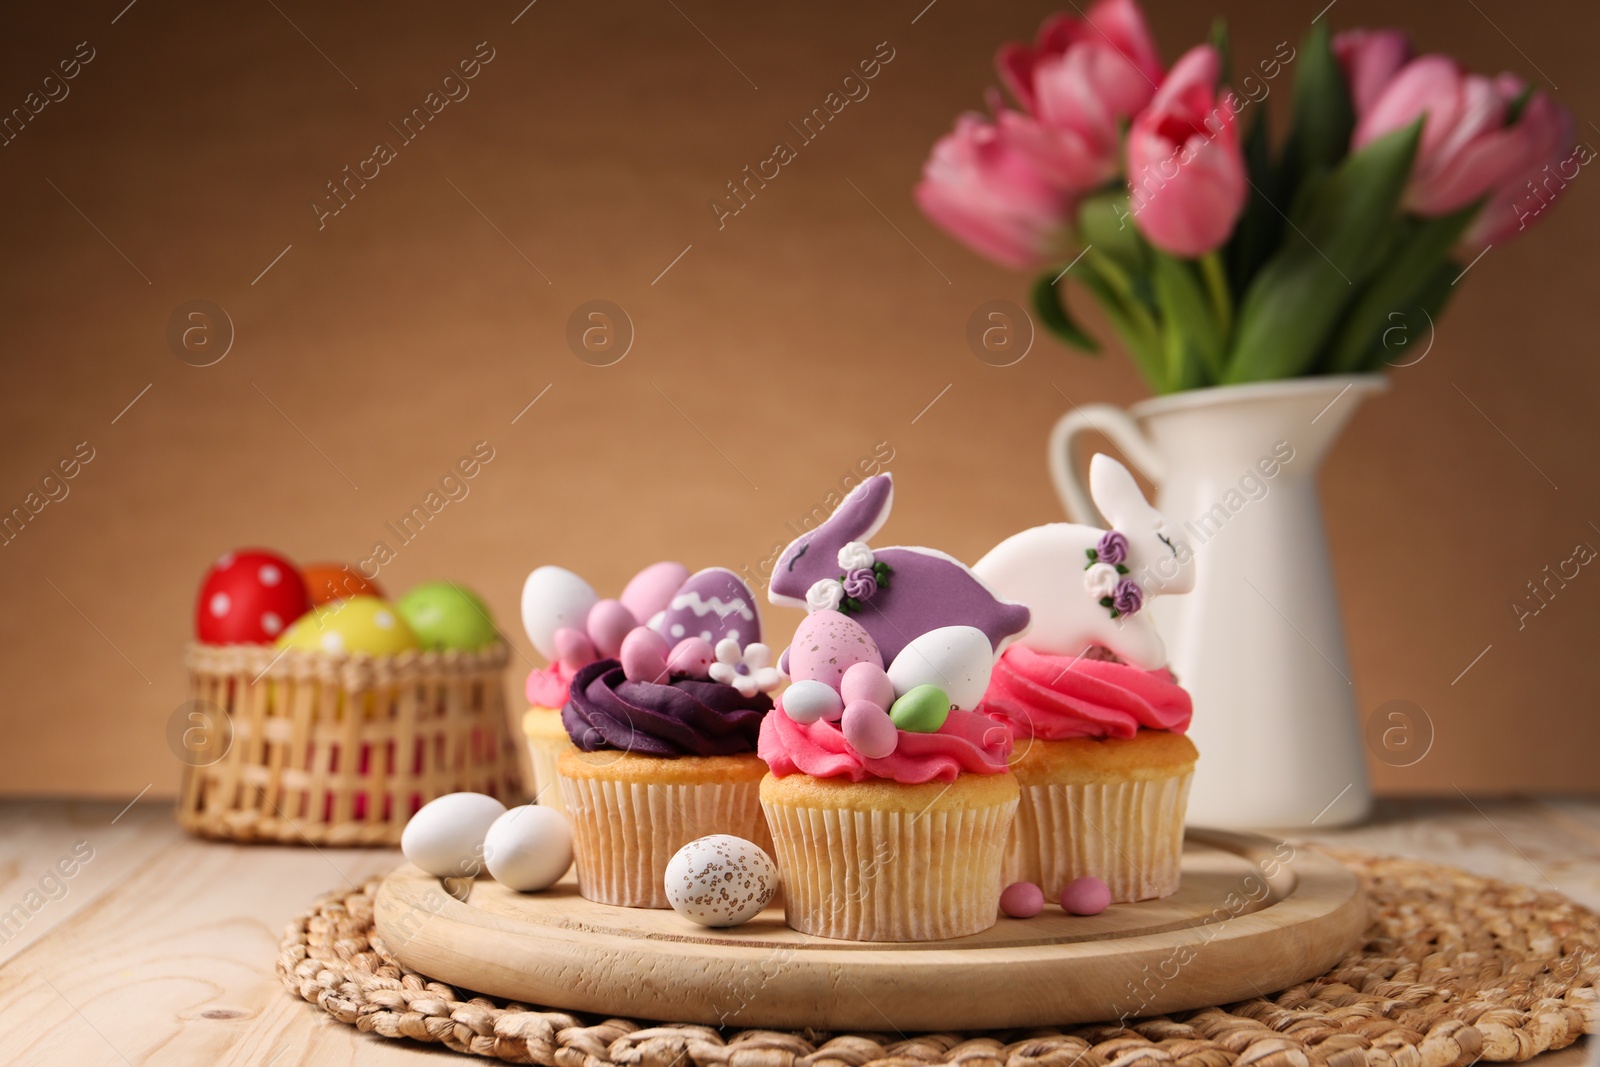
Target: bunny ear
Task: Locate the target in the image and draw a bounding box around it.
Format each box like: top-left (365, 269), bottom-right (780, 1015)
top-left (769, 474), bottom-right (895, 606)
top-left (1088, 453), bottom-right (1152, 528)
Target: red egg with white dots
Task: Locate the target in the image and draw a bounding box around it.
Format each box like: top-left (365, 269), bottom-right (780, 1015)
top-left (195, 548), bottom-right (312, 644)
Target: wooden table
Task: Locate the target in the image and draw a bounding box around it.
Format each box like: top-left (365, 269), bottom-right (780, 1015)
top-left (1, 796), bottom-right (1595, 1066)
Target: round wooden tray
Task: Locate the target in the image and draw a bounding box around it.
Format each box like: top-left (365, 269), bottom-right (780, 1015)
top-left (374, 829), bottom-right (1366, 1031)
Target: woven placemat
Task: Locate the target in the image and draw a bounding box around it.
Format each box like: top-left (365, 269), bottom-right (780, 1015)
top-left (278, 850), bottom-right (1598, 1066)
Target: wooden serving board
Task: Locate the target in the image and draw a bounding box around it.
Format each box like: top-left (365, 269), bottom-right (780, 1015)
top-left (374, 829), bottom-right (1366, 1031)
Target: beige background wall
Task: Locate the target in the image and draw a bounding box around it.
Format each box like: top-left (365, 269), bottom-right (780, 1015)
top-left (0, 0), bottom-right (1594, 799)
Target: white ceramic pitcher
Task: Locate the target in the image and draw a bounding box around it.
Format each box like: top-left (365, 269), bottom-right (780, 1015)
top-left (1050, 376), bottom-right (1386, 829)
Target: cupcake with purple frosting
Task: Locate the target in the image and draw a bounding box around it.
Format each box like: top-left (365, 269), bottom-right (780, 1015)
top-left (557, 567), bottom-right (781, 908)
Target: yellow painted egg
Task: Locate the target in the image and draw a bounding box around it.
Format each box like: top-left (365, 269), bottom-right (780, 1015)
top-left (275, 595), bottom-right (420, 656)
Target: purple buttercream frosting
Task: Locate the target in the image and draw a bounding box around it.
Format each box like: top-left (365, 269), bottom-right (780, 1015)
top-left (561, 658), bottom-right (772, 757)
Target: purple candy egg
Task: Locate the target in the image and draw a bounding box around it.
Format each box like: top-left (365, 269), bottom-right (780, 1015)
top-left (655, 568), bottom-right (760, 650)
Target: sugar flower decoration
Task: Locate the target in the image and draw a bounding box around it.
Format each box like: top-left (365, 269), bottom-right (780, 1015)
top-left (806, 579), bottom-right (845, 613)
top-left (709, 637), bottom-right (784, 697)
top-left (841, 567), bottom-right (878, 602)
top-left (1084, 562), bottom-right (1121, 599)
top-left (837, 541), bottom-right (876, 571)
top-left (1096, 530), bottom-right (1129, 566)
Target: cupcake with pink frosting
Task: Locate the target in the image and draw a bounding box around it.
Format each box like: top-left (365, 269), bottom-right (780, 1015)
top-left (974, 454), bottom-right (1202, 904)
top-left (760, 474), bottom-right (1031, 941)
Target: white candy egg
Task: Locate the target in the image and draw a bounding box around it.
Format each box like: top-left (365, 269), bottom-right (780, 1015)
top-left (782, 679), bottom-right (844, 723)
top-left (521, 566), bottom-right (599, 660)
top-left (886, 625), bottom-right (995, 710)
top-left (483, 805), bottom-right (574, 892)
top-left (665, 834), bottom-right (778, 927)
top-left (401, 792), bottom-right (507, 878)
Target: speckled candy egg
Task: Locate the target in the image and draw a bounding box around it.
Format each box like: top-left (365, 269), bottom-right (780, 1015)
top-left (655, 568), bottom-right (760, 648)
top-left (195, 548), bottom-right (312, 644)
top-left (275, 595), bottom-right (420, 655)
top-left (397, 581), bottom-right (499, 651)
top-left (665, 834), bottom-right (779, 927)
top-left (787, 610), bottom-right (881, 689)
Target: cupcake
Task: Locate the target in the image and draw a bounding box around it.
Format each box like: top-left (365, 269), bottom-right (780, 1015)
top-left (556, 567), bottom-right (781, 908)
top-left (761, 474), bottom-right (1032, 941)
top-left (519, 560), bottom-right (689, 813)
top-left (974, 453), bottom-right (1200, 904)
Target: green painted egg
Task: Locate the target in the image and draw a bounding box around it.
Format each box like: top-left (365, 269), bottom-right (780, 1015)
top-left (397, 581), bottom-right (499, 651)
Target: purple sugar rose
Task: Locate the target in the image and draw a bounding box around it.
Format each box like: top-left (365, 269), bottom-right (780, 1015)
top-left (1097, 530), bottom-right (1129, 566)
top-left (841, 567), bottom-right (878, 601)
top-left (1112, 577), bottom-right (1143, 617)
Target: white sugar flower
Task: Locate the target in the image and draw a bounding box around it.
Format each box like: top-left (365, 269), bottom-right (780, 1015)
top-left (708, 638), bottom-right (784, 697)
top-left (1084, 562), bottom-right (1121, 599)
top-left (805, 578), bottom-right (844, 613)
top-left (837, 541), bottom-right (876, 571)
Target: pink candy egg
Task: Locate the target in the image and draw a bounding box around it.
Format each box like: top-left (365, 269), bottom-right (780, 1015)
top-left (840, 699), bottom-right (897, 760)
top-left (619, 626), bottom-right (670, 684)
top-left (586, 599), bottom-right (637, 658)
top-left (667, 636), bottom-right (715, 678)
top-left (620, 561), bottom-right (690, 624)
top-left (788, 610), bottom-right (882, 690)
top-left (553, 627), bottom-right (597, 670)
top-left (1061, 876), bottom-right (1111, 916)
top-left (1000, 881), bottom-right (1044, 918)
top-left (840, 661), bottom-right (895, 709)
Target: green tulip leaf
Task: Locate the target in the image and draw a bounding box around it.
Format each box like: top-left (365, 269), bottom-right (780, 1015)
top-left (1281, 22), bottom-right (1355, 202)
top-left (1325, 202), bottom-right (1480, 373)
top-left (1152, 250), bottom-right (1225, 387)
top-left (1225, 103), bottom-right (1284, 294)
top-left (1224, 121), bottom-right (1422, 383)
top-left (1031, 271), bottom-right (1100, 353)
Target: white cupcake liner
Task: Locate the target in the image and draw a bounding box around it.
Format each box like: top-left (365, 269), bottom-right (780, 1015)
top-left (1004, 771), bottom-right (1193, 903)
top-left (761, 795), bottom-right (1017, 942)
top-left (559, 773), bottom-right (770, 909)
top-left (524, 731), bottom-right (571, 815)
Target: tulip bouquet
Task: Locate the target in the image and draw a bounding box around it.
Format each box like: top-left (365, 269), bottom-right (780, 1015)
top-left (916, 0), bottom-right (1577, 393)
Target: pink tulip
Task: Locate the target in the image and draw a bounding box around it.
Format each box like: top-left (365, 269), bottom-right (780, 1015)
top-left (1125, 46), bottom-right (1248, 258)
top-left (1460, 79), bottom-right (1577, 248)
top-left (1354, 55), bottom-right (1530, 216)
top-left (915, 112), bottom-right (1076, 269)
top-left (1332, 29), bottom-right (1412, 118)
top-left (997, 0), bottom-right (1162, 117)
top-left (995, 0), bottom-right (1163, 195)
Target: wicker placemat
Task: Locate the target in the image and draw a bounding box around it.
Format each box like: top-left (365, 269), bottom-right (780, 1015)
top-left (278, 850), bottom-right (1598, 1066)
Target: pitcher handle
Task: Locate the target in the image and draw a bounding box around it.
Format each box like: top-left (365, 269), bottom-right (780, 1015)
top-left (1048, 404), bottom-right (1167, 524)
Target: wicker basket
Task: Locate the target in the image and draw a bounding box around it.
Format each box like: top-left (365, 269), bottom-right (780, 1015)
top-left (178, 641), bottom-right (520, 846)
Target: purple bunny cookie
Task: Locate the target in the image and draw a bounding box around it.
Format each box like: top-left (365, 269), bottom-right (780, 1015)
top-left (768, 474), bottom-right (1030, 665)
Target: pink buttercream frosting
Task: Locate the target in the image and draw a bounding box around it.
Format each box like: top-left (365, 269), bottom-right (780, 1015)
top-left (759, 701), bottom-right (1012, 783)
top-left (978, 645), bottom-right (1192, 740)
top-left (526, 661), bottom-right (579, 709)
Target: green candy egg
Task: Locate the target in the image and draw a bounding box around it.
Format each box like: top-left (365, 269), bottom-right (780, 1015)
top-left (889, 683), bottom-right (951, 733)
top-left (396, 581), bottom-right (499, 651)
